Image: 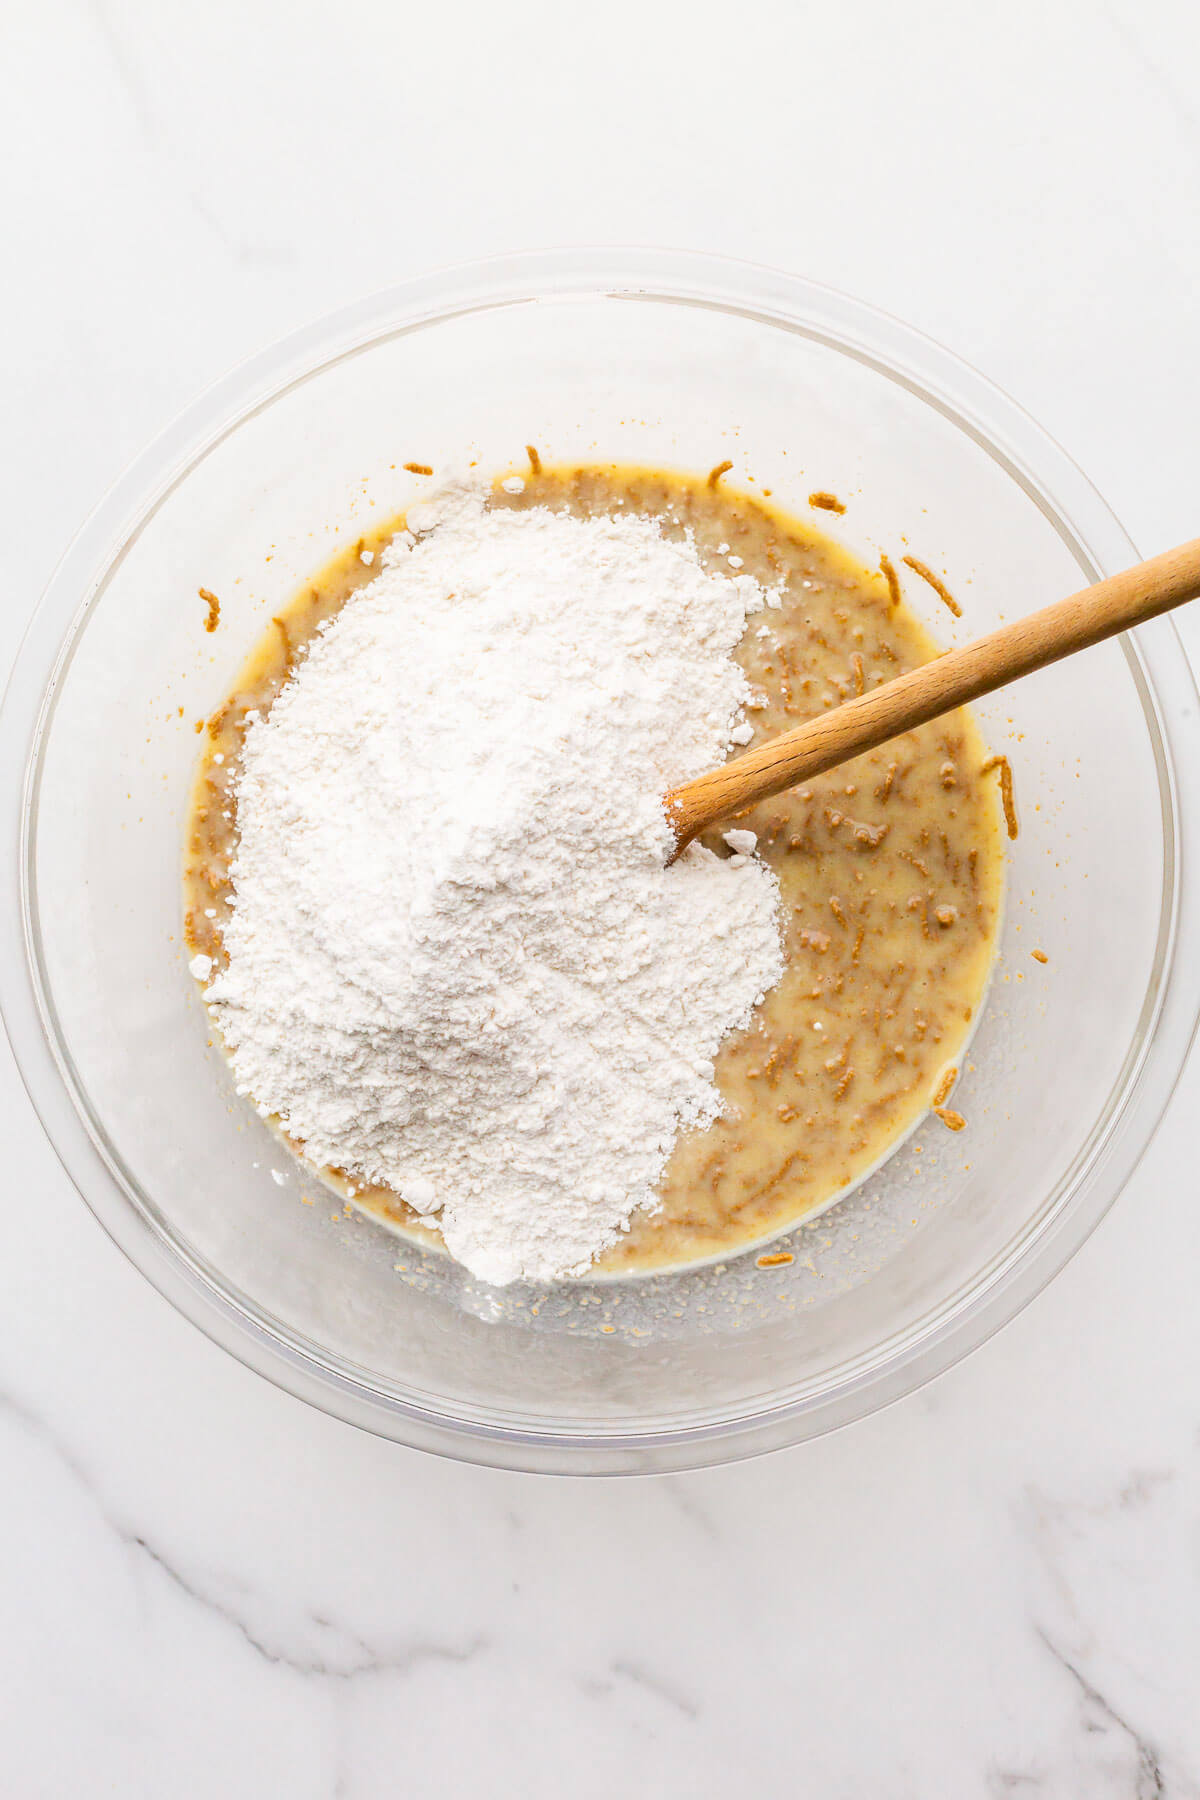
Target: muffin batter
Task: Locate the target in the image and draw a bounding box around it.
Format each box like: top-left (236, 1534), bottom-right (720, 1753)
top-left (184, 465), bottom-right (1004, 1276)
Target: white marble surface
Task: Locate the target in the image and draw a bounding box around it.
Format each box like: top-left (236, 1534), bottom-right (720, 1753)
top-left (2, 0), bottom-right (1200, 1792)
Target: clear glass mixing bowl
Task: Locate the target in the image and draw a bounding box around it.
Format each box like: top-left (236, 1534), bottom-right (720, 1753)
top-left (3, 250), bottom-right (1198, 1474)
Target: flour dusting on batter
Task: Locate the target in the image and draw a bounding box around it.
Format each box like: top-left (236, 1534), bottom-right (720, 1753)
top-left (200, 478), bottom-right (783, 1285)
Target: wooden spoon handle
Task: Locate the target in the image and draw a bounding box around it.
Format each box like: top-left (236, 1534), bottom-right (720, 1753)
top-left (666, 535), bottom-right (1200, 854)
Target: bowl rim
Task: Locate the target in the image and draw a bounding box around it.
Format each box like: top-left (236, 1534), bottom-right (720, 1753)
top-left (3, 246), bottom-right (1199, 1475)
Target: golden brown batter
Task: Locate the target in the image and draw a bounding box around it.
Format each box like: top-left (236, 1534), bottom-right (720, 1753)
top-left (184, 466), bottom-right (1004, 1277)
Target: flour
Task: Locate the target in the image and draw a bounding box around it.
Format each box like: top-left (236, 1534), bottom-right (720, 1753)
top-left (202, 478), bottom-right (783, 1286)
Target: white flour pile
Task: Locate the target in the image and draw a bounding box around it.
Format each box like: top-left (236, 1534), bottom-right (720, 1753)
top-left (201, 478), bottom-right (783, 1286)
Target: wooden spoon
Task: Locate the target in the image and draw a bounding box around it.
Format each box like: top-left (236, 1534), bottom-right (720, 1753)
top-left (665, 536), bottom-right (1200, 857)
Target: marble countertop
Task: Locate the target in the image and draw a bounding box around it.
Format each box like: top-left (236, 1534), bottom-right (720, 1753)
top-left (3, 0), bottom-right (1199, 1791)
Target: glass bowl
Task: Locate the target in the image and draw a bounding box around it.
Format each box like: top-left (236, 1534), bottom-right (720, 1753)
top-left (3, 250), bottom-right (1198, 1475)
